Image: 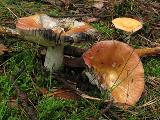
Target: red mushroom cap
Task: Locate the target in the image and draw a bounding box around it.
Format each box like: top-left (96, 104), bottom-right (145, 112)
top-left (83, 40), bottom-right (144, 108)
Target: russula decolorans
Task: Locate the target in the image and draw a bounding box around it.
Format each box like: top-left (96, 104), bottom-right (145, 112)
top-left (83, 40), bottom-right (144, 108)
top-left (16, 14), bottom-right (96, 71)
top-left (112, 17), bottom-right (143, 33)
top-left (112, 17), bottom-right (143, 43)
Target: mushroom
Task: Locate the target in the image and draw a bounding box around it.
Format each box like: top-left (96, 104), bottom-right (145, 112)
top-left (83, 40), bottom-right (144, 108)
top-left (16, 14), bottom-right (96, 71)
top-left (112, 17), bottom-right (143, 43)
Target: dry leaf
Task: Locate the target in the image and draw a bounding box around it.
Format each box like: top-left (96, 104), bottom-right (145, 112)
top-left (47, 88), bottom-right (80, 100)
top-left (82, 17), bottom-right (100, 23)
top-left (8, 97), bottom-right (17, 108)
top-left (39, 87), bottom-right (49, 95)
top-left (93, 0), bottom-right (104, 9)
top-left (0, 44), bottom-right (8, 55)
top-left (61, 0), bottom-right (70, 7)
top-left (86, 0), bottom-right (104, 9)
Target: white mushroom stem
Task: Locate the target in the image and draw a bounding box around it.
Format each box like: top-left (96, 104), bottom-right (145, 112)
top-left (44, 45), bottom-right (64, 71)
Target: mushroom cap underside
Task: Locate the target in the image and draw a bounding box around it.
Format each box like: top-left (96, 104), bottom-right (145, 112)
top-left (16, 14), bottom-right (96, 46)
top-left (112, 17), bottom-right (143, 33)
top-left (83, 40), bottom-right (144, 107)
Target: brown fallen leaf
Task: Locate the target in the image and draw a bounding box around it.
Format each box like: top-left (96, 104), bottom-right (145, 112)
top-left (8, 97), bottom-right (17, 108)
top-left (42, 0), bottom-right (70, 8)
top-left (61, 0), bottom-right (70, 7)
top-left (39, 87), bottom-right (49, 95)
top-left (82, 17), bottom-right (100, 23)
top-left (0, 44), bottom-right (8, 55)
top-left (47, 88), bottom-right (81, 100)
top-left (86, 0), bottom-right (104, 9)
top-left (93, 1), bottom-right (104, 9)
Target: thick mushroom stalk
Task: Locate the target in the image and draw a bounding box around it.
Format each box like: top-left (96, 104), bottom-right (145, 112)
top-left (16, 14), bottom-right (61, 71)
top-left (44, 45), bottom-right (64, 71)
top-left (83, 40), bottom-right (145, 108)
top-left (16, 14), bottom-right (96, 71)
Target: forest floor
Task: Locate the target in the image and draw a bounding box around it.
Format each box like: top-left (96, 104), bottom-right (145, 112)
top-left (0, 0), bottom-right (160, 120)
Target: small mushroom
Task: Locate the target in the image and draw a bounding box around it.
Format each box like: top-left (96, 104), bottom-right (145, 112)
top-left (16, 14), bottom-right (96, 71)
top-left (112, 17), bottom-right (143, 43)
top-left (83, 40), bottom-right (144, 108)
top-left (112, 17), bottom-right (143, 33)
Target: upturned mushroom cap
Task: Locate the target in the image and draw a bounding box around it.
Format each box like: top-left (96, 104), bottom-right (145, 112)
top-left (63, 22), bottom-right (96, 42)
top-left (112, 17), bottom-right (143, 33)
top-left (83, 40), bottom-right (144, 107)
top-left (16, 14), bottom-right (97, 71)
top-left (16, 14), bottom-right (96, 46)
top-left (16, 14), bottom-right (59, 30)
top-left (16, 14), bottom-right (42, 29)
top-left (16, 14), bottom-right (61, 46)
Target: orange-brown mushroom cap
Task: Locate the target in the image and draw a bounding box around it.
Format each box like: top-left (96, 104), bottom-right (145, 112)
top-left (83, 40), bottom-right (144, 107)
top-left (63, 24), bottom-right (94, 36)
top-left (16, 14), bottom-right (96, 46)
top-left (16, 14), bottom-right (63, 46)
top-left (112, 17), bottom-right (143, 33)
top-left (16, 14), bottom-right (43, 30)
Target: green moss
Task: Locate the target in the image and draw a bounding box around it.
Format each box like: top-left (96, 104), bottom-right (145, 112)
top-left (142, 57), bottom-right (160, 77)
top-left (91, 22), bottom-right (114, 39)
top-left (48, 9), bottom-right (60, 16)
top-left (38, 97), bottom-right (100, 120)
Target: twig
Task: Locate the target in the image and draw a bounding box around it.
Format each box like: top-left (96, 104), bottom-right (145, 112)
top-left (137, 97), bottom-right (160, 108)
top-left (101, 101), bottom-right (121, 120)
top-left (1, 25), bottom-right (160, 59)
top-left (0, 1), bottom-right (19, 19)
top-left (5, 7), bottom-right (19, 19)
top-left (101, 101), bottom-right (113, 114)
top-left (108, 110), bottom-right (121, 120)
top-left (53, 73), bottom-right (102, 101)
top-left (49, 14), bottom-right (93, 18)
top-left (53, 72), bottom-right (113, 119)
top-left (135, 47), bottom-right (160, 57)
top-left (138, 34), bottom-right (159, 47)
